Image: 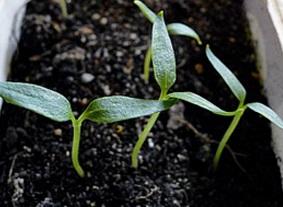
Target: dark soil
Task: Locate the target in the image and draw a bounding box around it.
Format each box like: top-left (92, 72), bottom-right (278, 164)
top-left (1, 0), bottom-right (283, 206)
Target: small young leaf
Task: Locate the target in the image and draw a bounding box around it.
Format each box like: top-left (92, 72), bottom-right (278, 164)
top-left (134, 0), bottom-right (156, 23)
top-left (247, 102), bottom-right (283, 128)
top-left (80, 96), bottom-right (176, 123)
top-left (206, 45), bottom-right (246, 103)
top-left (167, 92), bottom-right (236, 116)
top-left (152, 11), bottom-right (176, 91)
top-left (0, 82), bottom-right (73, 122)
top-left (167, 23), bottom-right (202, 45)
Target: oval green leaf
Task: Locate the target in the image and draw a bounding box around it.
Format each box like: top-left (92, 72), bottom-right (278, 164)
top-left (152, 11), bottom-right (176, 91)
top-left (247, 102), bottom-right (283, 128)
top-left (167, 23), bottom-right (202, 45)
top-left (0, 82), bottom-right (73, 122)
top-left (80, 96), bottom-right (177, 123)
top-left (134, 0), bottom-right (156, 23)
top-left (167, 92), bottom-right (236, 116)
top-left (206, 45), bottom-right (246, 103)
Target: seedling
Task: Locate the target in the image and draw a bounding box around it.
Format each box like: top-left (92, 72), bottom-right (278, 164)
top-left (132, 4), bottom-right (283, 171)
top-left (134, 0), bottom-right (202, 83)
top-left (2, 1), bottom-right (282, 178)
top-left (0, 82), bottom-right (176, 177)
top-left (131, 12), bottom-right (238, 168)
top-left (205, 45), bottom-right (283, 170)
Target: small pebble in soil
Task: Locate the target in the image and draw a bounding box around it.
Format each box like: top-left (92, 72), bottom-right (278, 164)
top-left (91, 13), bottom-right (101, 22)
top-left (54, 128), bottom-right (62, 137)
top-left (80, 98), bottom-right (88, 106)
top-left (23, 146), bottom-right (32, 153)
top-left (81, 73), bottom-right (95, 83)
top-left (129, 33), bottom-right (138, 40)
top-left (177, 154), bottom-right (187, 161)
top-left (194, 63), bottom-right (204, 74)
top-left (148, 138), bottom-right (155, 148)
top-left (155, 144), bottom-right (162, 151)
top-left (116, 51), bottom-right (124, 57)
top-left (100, 17), bottom-right (108, 25)
top-left (101, 84), bottom-right (111, 95)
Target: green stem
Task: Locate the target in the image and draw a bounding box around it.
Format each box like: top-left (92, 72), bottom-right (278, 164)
top-left (132, 89), bottom-right (168, 168)
top-left (72, 119), bottom-right (85, 177)
top-left (59, 0), bottom-right (68, 18)
top-left (213, 109), bottom-right (245, 171)
top-left (144, 46), bottom-right (152, 84)
top-left (132, 112), bottom-right (160, 168)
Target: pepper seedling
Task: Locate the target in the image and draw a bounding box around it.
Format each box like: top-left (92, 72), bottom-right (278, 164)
top-left (131, 9), bottom-right (283, 171)
top-left (205, 45), bottom-right (283, 170)
top-left (131, 11), bottom-right (237, 168)
top-left (0, 82), bottom-right (176, 177)
top-left (134, 0), bottom-right (202, 83)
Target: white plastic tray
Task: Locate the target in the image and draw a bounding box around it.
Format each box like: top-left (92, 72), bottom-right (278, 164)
top-left (245, 0), bottom-right (283, 187)
top-left (0, 0), bottom-right (26, 107)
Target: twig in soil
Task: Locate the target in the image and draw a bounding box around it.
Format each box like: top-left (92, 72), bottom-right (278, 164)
top-left (132, 185), bottom-right (159, 202)
top-left (178, 119), bottom-right (247, 173)
top-left (178, 189), bottom-right (188, 203)
top-left (7, 154), bottom-right (18, 184)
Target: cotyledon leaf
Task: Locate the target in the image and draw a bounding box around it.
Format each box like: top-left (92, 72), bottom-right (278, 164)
top-left (167, 92), bottom-right (236, 116)
top-left (206, 45), bottom-right (246, 103)
top-left (134, 1), bottom-right (202, 45)
top-left (167, 23), bottom-right (202, 45)
top-left (152, 11), bottom-right (176, 91)
top-left (134, 0), bottom-right (156, 23)
top-left (0, 82), bottom-right (73, 122)
top-left (79, 96), bottom-right (177, 123)
top-left (247, 102), bottom-right (283, 128)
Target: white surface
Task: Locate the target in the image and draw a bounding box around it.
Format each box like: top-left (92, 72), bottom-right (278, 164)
top-left (0, 0), bottom-right (26, 107)
top-left (245, 0), bottom-right (283, 187)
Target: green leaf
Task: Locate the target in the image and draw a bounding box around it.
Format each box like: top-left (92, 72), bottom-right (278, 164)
top-left (0, 82), bottom-right (73, 122)
top-left (134, 0), bottom-right (156, 23)
top-left (247, 102), bottom-right (283, 128)
top-left (80, 96), bottom-right (176, 123)
top-left (152, 11), bottom-right (176, 91)
top-left (206, 45), bottom-right (246, 103)
top-left (167, 92), bottom-right (236, 116)
top-left (167, 23), bottom-right (202, 45)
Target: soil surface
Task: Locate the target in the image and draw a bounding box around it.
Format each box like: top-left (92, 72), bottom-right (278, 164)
top-left (1, 0), bottom-right (283, 206)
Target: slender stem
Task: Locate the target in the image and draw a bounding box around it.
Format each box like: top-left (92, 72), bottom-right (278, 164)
top-left (213, 109), bottom-right (245, 171)
top-left (132, 88), bottom-right (168, 168)
top-left (59, 0), bottom-right (68, 18)
top-left (72, 119), bottom-right (85, 177)
top-left (132, 112), bottom-right (161, 168)
top-left (144, 46), bottom-right (152, 83)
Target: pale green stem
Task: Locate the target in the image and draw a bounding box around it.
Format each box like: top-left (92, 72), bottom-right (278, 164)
top-left (132, 89), bottom-right (168, 168)
top-left (72, 119), bottom-right (85, 177)
top-left (59, 0), bottom-right (68, 18)
top-left (213, 108), bottom-right (245, 171)
top-left (144, 46), bottom-right (152, 83)
top-left (132, 112), bottom-right (161, 168)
